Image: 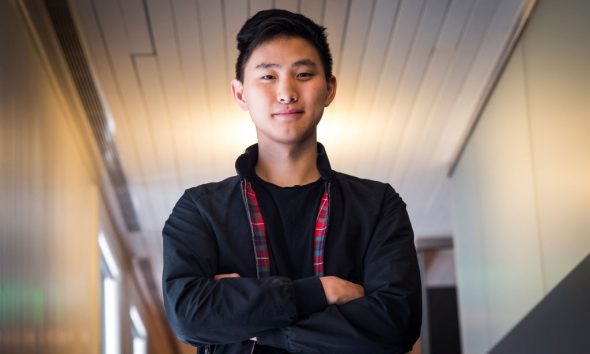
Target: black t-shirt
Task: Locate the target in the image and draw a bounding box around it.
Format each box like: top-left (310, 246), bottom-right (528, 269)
top-left (251, 173), bottom-right (328, 321)
top-left (251, 173), bottom-right (324, 279)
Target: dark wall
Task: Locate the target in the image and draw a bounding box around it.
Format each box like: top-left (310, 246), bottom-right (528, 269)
top-left (427, 287), bottom-right (462, 354)
top-left (490, 254), bottom-right (590, 354)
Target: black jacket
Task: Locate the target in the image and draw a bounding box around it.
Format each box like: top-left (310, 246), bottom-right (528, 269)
top-left (162, 144), bottom-right (422, 353)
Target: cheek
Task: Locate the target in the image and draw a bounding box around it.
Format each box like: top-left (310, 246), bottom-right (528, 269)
top-left (308, 86), bottom-right (328, 106)
top-left (245, 92), bottom-right (270, 116)
top-left (245, 86), bottom-right (272, 104)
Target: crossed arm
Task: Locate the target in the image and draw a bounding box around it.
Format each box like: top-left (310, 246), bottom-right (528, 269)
top-left (215, 273), bottom-right (364, 306)
top-left (214, 273), bottom-right (364, 344)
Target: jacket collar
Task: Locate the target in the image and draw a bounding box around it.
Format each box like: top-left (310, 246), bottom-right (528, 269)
top-left (235, 142), bottom-right (334, 182)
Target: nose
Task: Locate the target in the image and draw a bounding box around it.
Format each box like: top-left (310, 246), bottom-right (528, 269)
top-left (277, 77), bottom-right (298, 104)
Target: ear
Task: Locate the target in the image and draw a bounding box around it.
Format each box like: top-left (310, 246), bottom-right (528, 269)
top-left (231, 79), bottom-right (248, 111)
top-left (324, 76), bottom-right (337, 107)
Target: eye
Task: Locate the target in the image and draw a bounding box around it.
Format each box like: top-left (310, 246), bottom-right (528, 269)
top-left (261, 74), bottom-right (275, 80)
top-left (297, 72), bottom-right (314, 80)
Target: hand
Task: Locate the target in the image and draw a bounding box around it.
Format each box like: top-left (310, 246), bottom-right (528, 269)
top-left (214, 273), bottom-right (240, 280)
top-left (319, 276), bottom-right (365, 305)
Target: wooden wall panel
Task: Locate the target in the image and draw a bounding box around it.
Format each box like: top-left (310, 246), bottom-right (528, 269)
top-left (1, 1), bottom-right (180, 353)
top-left (0, 1), bottom-right (100, 352)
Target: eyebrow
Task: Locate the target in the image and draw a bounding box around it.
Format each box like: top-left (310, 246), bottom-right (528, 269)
top-left (254, 59), bottom-right (317, 70)
top-left (292, 59), bottom-right (317, 68)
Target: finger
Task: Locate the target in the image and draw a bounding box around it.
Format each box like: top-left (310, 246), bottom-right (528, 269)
top-left (214, 273), bottom-right (240, 280)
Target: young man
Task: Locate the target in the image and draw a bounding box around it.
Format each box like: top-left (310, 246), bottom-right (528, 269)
top-left (163, 9), bottom-right (421, 354)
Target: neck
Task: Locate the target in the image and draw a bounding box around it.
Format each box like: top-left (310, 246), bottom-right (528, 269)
top-left (255, 138), bottom-right (320, 187)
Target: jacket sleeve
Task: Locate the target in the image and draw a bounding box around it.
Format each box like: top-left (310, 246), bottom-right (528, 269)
top-left (256, 185), bottom-right (422, 353)
top-left (162, 189), bottom-right (299, 346)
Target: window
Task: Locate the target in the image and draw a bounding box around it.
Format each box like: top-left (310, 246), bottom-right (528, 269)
top-left (99, 233), bottom-right (120, 354)
top-left (130, 306), bottom-right (147, 354)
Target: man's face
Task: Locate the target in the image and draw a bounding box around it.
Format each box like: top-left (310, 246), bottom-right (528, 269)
top-left (232, 36), bottom-right (336, 146)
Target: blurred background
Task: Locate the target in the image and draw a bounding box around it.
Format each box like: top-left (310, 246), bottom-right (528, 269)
top-left (1, 0), bottom-right (588, 353)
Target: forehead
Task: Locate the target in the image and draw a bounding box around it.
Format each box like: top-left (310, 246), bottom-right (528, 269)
top-left (246, 36), bottom-right (323, 69)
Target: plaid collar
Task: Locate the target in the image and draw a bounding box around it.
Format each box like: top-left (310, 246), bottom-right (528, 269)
top-left (241, 179), bottom-right (330, 279)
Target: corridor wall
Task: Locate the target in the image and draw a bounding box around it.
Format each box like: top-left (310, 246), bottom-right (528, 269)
top-left (0, 0), bottom-right (100, 352)
top-left (0, 1), bottom-right (175, 353)
top-left (451, 0), bottom-right (590, 353)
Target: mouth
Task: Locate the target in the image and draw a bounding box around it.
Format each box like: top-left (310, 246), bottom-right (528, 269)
top-left (272, 109), bottom-right (304, 118)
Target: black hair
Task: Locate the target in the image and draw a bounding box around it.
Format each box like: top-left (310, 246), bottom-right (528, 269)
top-left (235, 9), bottom-right (333, 82)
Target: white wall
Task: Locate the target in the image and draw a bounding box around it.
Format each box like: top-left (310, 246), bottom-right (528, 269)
top-left (451, 0), bottom-right (590, 353)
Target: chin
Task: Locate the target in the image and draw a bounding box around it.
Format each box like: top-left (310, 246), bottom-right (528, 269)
top-left (275, 133), bottom-right (317, 146)
top-left (257, 126), bottom-right (317, 146)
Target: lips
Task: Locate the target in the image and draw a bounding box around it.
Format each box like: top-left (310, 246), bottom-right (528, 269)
top-left (272, 109), bottom-right (304, 118)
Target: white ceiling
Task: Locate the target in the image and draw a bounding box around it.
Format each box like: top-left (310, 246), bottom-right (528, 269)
top-left (67, 0), bottom-right (531, 278)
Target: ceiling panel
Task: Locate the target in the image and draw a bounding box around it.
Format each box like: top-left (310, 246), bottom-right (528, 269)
top-left (249, 0), bottom-right (274, 16)
top-left (387, 0), bottom-right (473, 185)
top-left (147, 0), bottom-right (194, 182)
top-left (172, 0), bottom-right (212, 184)
top-left (120, 0), bottom-right (153, 54)
top-left (345, 0), bottom-right (424, 174)
top-left (436, 0), bottom-right (525, 164)
top-left (224, 0), bottom-right (248, 82)
top-left (348, 0), bottom-right (399, 119)
top-left (275, 0), bottom-right (299, 12)
top-left (135, 56), bottom-right (181, 181)
top-left (322, 0), bottom-right (349, 75)
top-left (330, 0), bottom-right (375, 138)
top-left (299, 0), bottom-right (325, 25)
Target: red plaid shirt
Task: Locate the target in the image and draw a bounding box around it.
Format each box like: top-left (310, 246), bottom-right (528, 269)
top-left (243, 180), bottom-right (330, 278)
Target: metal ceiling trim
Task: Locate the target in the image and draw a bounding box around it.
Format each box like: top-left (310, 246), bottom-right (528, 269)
top-left (44, 0), bottom-right (141, 232)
